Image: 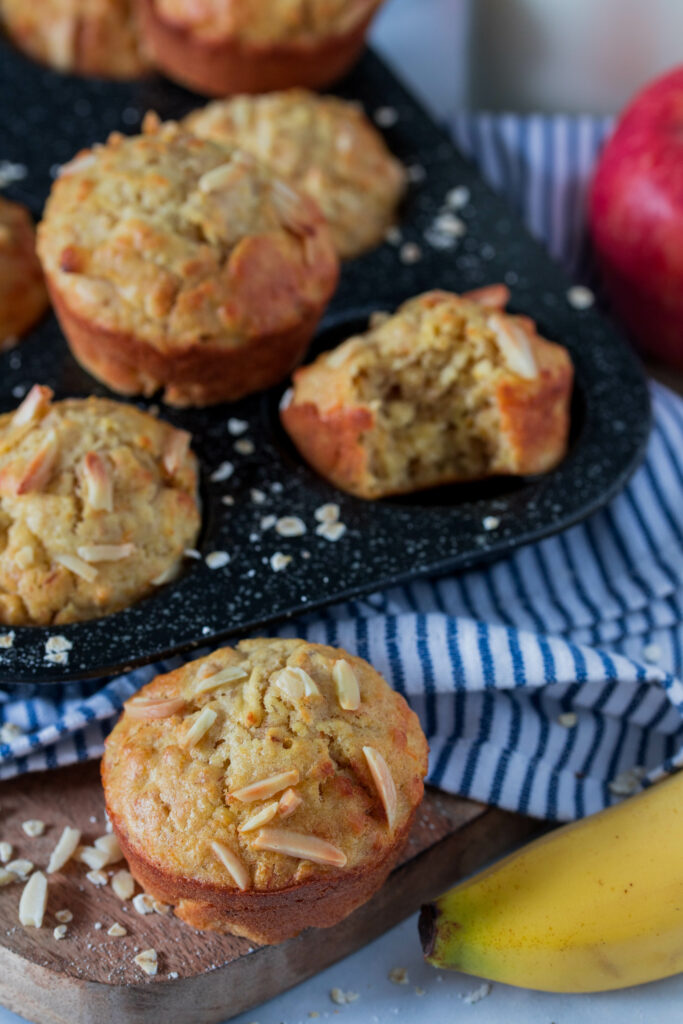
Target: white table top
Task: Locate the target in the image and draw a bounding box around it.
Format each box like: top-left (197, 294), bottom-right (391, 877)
top-left (3, 2), bottom-right (683, 1021)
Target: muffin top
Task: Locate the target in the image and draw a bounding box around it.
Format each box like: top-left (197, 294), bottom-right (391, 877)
top-left (1, 0), bottom-right (148, 78)
top-left (37, 115), bottom-right (338, 352)
top-left (184, 90), bottom-right (406, 259)
top-left (152, 0), bottom-right (380, 45)
top-left (0, 386), bottom-right (200, 626)
top-left (103, 638), bottom-right (428, 892)
top-left (0, 197), bottom-right (48, 347)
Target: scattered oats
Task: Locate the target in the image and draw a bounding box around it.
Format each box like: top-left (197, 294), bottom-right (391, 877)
top-left (132, 893), bottom-right (155, 915)
top-left (407, 163), bottom-right (426, 184)
top-left (0, 722), bottom-right (22, 743)
top-left (0, 160), bottom-right (27, 187)
top-left (210, 461), bottom-right (234, 482)
top-left (276, 516), bottom-right (306, 537)
top-left (375, 106), bottom-right (398, 128)
top-left (19, 871), bottom-right (47, 927)
top-left (385, 225), bottom-right (403, 245)
top-left (222, 494), bottom-right (235, 506)
top-left (167, 971), bottom-right (179, 979)
top-left (45, 651), bottom-right (68, 666)
top-left (482, 516), bottom-right (500, 531)
top-left (45, 635), bottom-right (72, 656)
top-left (93, 921), bottom-right (102, 930)
top-left (0, 842), bottom-right (12, 863)
top-left (0, 869), bottom-right (16, 887)
top-left (399, 242), bottom-right (422, 264)
top-left (86, 870), bottom-right (108, 886)
top-left (22, 820), bottom-right (45, 838)
top-left (567, 285), bottom-right (595, 310)
top-left (270, 552), bottom-right (292, 572)
top-left (316, 521), bottom-right (346, 542)
top-left (446, 185), bottom-right (470, 209)
top-left (261, 514), bottom-right (276, 531)
top-left (234, 438), bottom-right (255, 455)
top-left (314, 503), bottom-right (340, 523)
top-left (6, 859), bottom-right (34, 878)
top-left (153, 900), bottom-right (170, 915)
top-left (389, 967), bottom-right (409, 985)
top-left (462, 982), bottom-right (492, 1004)
top-left (134, 948), bottom-right (158, 977)
top-left (609, 765), bottom-right (647, 796)
top-left (557, 712), bottom-right (578, 728)
top-left (184, 548), bottom-right (202, 560)
top-left (250, 488), bottom-right (266, 504)
top-left (206, 550), bottom-right (230, 570)
top-left (0, 631), bottom-right (15, 649)
top-left (55, 910), bottom-right (72, 923)
top-left (227, 418), bottom-right (249, 436)
top-left (53, 924), bottom-right (67, 940)
top-left (415, 986), bottom-right (426, 996)
top-left (643, 643), bottom-right (662, 664)
top-left (330, 988), bottom-right (359, 1005)
top-left (107, 922), bottom-right (127, 937)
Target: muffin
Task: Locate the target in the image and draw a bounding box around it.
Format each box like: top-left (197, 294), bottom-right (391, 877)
top-left (37, 115), bottom-right (339, 407)
top-left (102, 637), bottom-right (428, 944)
top-left (135, 0), bottom-right (384, 97)
top-left (0, 198), bottom-right (49, 349)
top-left (0, 385), bottom-right (200, 625)
top-left (184, 90), bottom-right (407, 259)
top-left (1, 0), bottom-right (148, 78)
top-left (281, 286), bottom-right (574, 499)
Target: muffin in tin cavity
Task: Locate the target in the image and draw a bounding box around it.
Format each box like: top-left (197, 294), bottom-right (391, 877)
top-left (0, 385), bottom-right (200, 626)
top-left (37, 114), bottom-right (339, 407)
top-left (135, 0), bottom-right (384, 96)
top-left (102, 637), bottom-right (428, 944)
top-left (0, 198), bottom-right (49, 350)
top-left (184, 90), bottom-right (407, 259)
top-left (0, 0), bottom-right (149, 79)
top-left (281, 285), bottom-right (574, 499)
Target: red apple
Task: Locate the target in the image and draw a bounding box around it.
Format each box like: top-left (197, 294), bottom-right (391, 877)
top-left (589, 65), bottom-right (683, 369)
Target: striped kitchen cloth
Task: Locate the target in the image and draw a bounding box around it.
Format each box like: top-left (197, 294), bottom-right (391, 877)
top-left (3, 115), bottom-right (683, 823)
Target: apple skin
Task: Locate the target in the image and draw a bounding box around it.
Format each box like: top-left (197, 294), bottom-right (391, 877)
top-left (589, 65), bottom-right (683, 369)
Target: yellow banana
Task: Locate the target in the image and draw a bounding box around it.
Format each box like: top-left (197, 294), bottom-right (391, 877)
top-left (420, 769), bottom-right (683, 992)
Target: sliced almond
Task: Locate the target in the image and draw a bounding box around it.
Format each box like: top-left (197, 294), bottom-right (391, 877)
top-left (191, 663), bottom-right (248, 697)
top-left (0, 868), bottom-right (16, 887)
top-left (0, 842), bottom-right (12, 863)
top-left (363, 746), bottom-right (398, 830)
top-left (93, 833), bottom-right (122, 864)
top-left (15, 431), bottom-right (58, 495)
top-left (124, 695), bottom-right (186, 721)
top-left (133, 948), bottom-right (158, 977)
top-left (76, 543), bottom-right (135, 563)
top-left (332, 660), bottom-right (361, 711)
top-left (252, 828), bottom-right (346, 868)
top-left (197, 162), bottom-right (236, 193)
top-left (47, 826), bottom-right (81, 873)
top-left (55, 553), bottom-right (98, 583)
top-left (6, 859), bottom-right (34, 878)
top-left (18, 871), bottom-right (47, 927)
top-left (162, 430), bottom-right (191, 477)
top-left (272, 667), bottom-right (320, 702)
top-left (211, 841), bottom-right (250, 890)
top-left (278, 788), bottom-right (303, 819)
top-left (230, 768), bottom-right (300, 804)
top-left (78, 846), bottom-right (109, 871)
top-left (151, 562), bottom-right (180, 586)
top-left (238, 801), bottom-right (279, 833)
top-left (488, 312), bottom-right (537, 379)
top-left (111, 869), bottom-right (135, 901)
top-left (182, 706), bottom-right (217, 748)
top-left (82, 452), bottom-right (113, 511)
top-left (464, 284), bottom-right (510, 310)
top-left (12, 385), bottom-right (53, 428)
top-left (272, 179), bottom-right (311, 236)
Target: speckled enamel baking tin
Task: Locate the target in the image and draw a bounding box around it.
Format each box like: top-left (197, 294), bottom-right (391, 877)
top-left (0, 45), bottom-right (650, 685)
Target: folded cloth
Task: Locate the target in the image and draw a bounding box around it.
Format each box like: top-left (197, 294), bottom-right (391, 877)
top-left (2, 115), bottom-right (681, 823)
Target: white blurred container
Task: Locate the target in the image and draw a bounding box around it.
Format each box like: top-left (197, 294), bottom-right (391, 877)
top-left (466, 0), bottom-right (683, 113)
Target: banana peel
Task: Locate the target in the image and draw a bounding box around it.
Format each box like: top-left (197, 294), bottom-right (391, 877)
top-left (420, 769), bottom-right (683, 992)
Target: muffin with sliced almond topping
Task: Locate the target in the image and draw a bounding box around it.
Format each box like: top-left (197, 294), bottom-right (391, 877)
top-left (0, 197), bottom-right (49, 348)
top-left (37, 114), bottom-right (339, 407)
top-left (281, 285), bottom-right (574, 499)
top-left (0, 386), bottom-right (200, 625)
top-left (102, 637), bottom-right (428, 944)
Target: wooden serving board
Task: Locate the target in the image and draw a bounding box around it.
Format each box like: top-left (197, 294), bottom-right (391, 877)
top-left (0, 763), bottom-right (541, 1024)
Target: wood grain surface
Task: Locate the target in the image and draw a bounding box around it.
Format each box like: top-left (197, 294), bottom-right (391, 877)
top-left (0, 762), bottom-right (540, 1024)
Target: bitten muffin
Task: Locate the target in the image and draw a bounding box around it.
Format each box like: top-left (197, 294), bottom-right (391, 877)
top-left (281, 286), bottom-right (574, 499)
top-left (0, 198), bottom-right (49, 349)
top-left (184, 90), bottom-right (407, 259)
top-left (135, 0), bottom-right (384, 96)
top-left (102, 637), bottom-right (428, 944)
top-left (0, 385), bottom-right (200, 625)
top-left (37, 115), bottom-right (339, 407)
top-left (0, 0), bottom-right (148, 78)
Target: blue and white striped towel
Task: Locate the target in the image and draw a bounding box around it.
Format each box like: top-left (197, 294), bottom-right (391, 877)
top-left (3, 115), bottom-right (683, 823)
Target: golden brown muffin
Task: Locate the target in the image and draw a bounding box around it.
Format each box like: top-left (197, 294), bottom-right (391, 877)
top-left (37, 115), bottom-right (339, 407)
top-left (102, 637), bottom-right (428, 944)
top-left (0, 0), bottom-right (148, 78)
top-left (0, 385), bottom-right (200, 625)
top-left (0, 198), bottom-right (49, 349)
top-left (281, 286), bottom-right (574, 499)
top-left (184, 90), bottom-right (406, 259)
top-left (136, 0), bottom-right (383, 97)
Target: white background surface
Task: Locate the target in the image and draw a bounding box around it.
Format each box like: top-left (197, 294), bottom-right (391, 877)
top-left (3, 2), bottom-right (683, 1022)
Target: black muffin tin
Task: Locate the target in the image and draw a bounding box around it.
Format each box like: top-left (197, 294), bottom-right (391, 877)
top-left (0, 42), bottom-right (650, 685)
